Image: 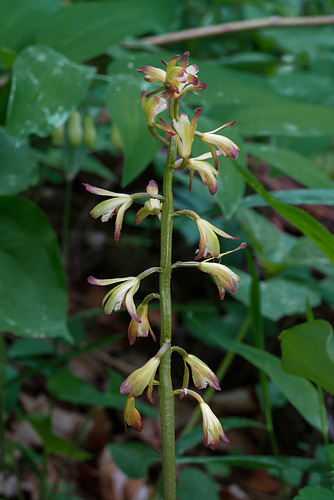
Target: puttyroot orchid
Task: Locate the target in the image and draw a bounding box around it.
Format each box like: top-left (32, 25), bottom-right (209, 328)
top-left (200, 399), bottom-right (229, 449)
top-left (83, 183), bottom-right (133, 241)
top-left (198, 262), bottom-right (241, 299)
top-left (120, 341), bottom-right (170, 403)
top-left (123, 394), bottom-right (143, 431)
top-left (88, 276), bottom-right (140, 321)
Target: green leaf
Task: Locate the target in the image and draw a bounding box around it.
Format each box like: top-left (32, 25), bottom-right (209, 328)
top-left (261, 26), bottom-right (334, 54)
top-left (0, 127), bottom-right (39, 195)
top-left (27, 414), bottom-right (91, 460)
top-left (47, 368), bottom-right (127, 409)
top-left (279, 320), bottom-right (334, 395)
top-left (7, 339), bottom-right (55, 360)
top-left (108, 442), bottom-right (160, 480)
top-left (216, 156), bottom-right (245, 219)
top-left (293, 486), bottom-right (334, 500)
top-left (0, 197), bottom-right (71, 342)
top-left (6, 45), bottom-right (96, 141)
top-left (245, 143), bottom-right (334, 189)
top-left (233, 161), bottom-right (334, 266)
top-left (0, 0), bottom-right (60, 53)
top-left (234, 102), bottom-right (334, 137)
top-left (106, 75), bottom-right (160, 186)
top-left (176, 455), bottom-right (327, 472)
top-left (241, 189), bottom-right (334, 208)
top-left (176, 467), bottom-right (219, 500)
top-left (185, 314), bottom-right (322, 431)
top-left (234, 269), bottom-right (321, 321)
top-left (36, 0), bottom-right (179, 62)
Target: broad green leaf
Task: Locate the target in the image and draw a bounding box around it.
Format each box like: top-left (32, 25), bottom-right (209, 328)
top-left (6, 45), bottom-right (96, 141)
top-left (36, 0), bottom-right (179, 62)
top-left (233, 161), bottom-right (334, 266)
top-left (216, 157), bottom-right (245, 219)
top-left (236, 208), bottom-right (331, 271)
top-left (27, 414), bottom-right (91, 460)
top-left (269, 71), bottom-right (334, 107)
top-left (47, 368), bottom-right (156, 417)
top-left (7, 339), bottom-right (55, 360)
top-left (176, 455), bottom-right (327, 472)
top-left (0, 197), bottom-right (71, 342)
top-left (279, 320), bottom-right (334, 395)
top-left (260, 26), bottom-right (334, 54)
top-left (0, 0), bottom-right (60, 53)
top-left (241, 189), bottom-right (334, 208)
top-left (185, 314), bottom-right (322, 430)
top-left (245, 143), bottom-right (334, 189)
top-left (176, 467), bottom-right (219, 500)
top-left (293, 486), bottom-right (334, 500)
top-left (233, 269), bottom-right (320, 321)
top-left (106, 75), bottom-right (160, 186)
top-left (234, 102), bottom-right (334, 137)
top-left (108, 442), bottom-right (160, 480)
top-left (0, 127), bottom-right (38, 195)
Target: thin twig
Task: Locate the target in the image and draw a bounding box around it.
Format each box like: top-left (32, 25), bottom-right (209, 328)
top-left (133, 15), bottom-right (334, 47)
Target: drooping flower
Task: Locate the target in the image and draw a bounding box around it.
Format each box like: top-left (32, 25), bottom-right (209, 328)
top-left (120, 341), bottom-right (170, 403)
top-left (87, 276), bottom-right (140, 322)
top-left (135, 180), bottom-right (162, 224)
top-left (123, 394), bottom-right (143, 431)
top-left (83, 183), bottom-right (133, 241)
top-left (200, 400), bottom-right (229, 449)
top-left (195, 217), bottom-right (238, 260)
top-left (198, 262), bottom-right (241, 299)
top-left (172, 346), bottom-right (221, 391)
top-left (141, 91), bottom-right (170, 127)
top-left (175, 152), bottom-right (220, 195)
top-left (128, 293), bottom-right (158, 345)
top-left (195, 121), bottom-right (239, 169)
top-left (184, 354), bottom-right (221, 391)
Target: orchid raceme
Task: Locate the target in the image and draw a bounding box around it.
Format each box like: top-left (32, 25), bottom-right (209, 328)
top-left (83, 183), bottom-right (133, 241)
top-left (88, 276), bottom-right (141, 321)
top-left (198, 261), bottom-right (241, 299)
top-left (128, 293), bottom-right (158, 345)
top-left (196, 121), bottom-right (239, 169)
top-left (120, 341), bottom-right (170, 403)
top-left (123, 394), bottom-right (142, 431)
top-left (135, 180), bottom-right (162, 224)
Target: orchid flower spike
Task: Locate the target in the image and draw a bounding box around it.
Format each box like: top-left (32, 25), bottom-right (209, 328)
top-left (123, 394), bottom-right (143, 431)
top-left (83, 183), bottom-right (133, 241)
top-left (120, 340), bottom-right (170, 403)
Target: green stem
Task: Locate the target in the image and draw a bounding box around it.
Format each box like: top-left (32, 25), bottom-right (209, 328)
top-left (158, 137), bottom-right (177, 500)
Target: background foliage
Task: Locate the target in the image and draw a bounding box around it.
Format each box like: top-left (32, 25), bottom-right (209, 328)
top-left (1, 0), bottom-right (334, 499)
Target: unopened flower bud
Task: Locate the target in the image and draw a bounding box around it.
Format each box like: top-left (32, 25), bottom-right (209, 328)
top-left (83, 115), bottom-right (97, 149)
top-left (68, 111), bottom-right (83, 148)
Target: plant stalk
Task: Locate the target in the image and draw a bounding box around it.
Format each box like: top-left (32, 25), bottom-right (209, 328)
top-left (158, 137), bottom-right (177, 500)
